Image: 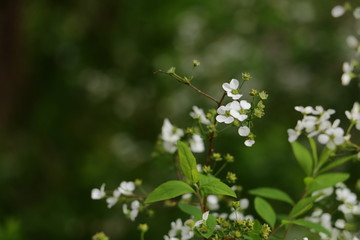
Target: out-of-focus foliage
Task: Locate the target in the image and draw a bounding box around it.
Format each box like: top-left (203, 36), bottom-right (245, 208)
top-left (0, 0), bottom-right (359, 239)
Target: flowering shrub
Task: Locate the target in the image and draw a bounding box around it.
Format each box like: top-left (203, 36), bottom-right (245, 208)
top-left (91, 3), bottom-right (360, 240)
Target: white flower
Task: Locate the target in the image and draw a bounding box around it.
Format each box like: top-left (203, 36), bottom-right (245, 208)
top-left (164, 219), bottom-right (194, 240)
top-left (189, 134), bottom-right (205, 153)
top-left (123, 200), bottom-right (140, 221)
top-left (239, 198), bottom-right (249, 210)
top-left (341, 62), bottom-right (353, 86)
top-left (295, 106), bottom-right (314, 114)
top-left (335, 219), bottom-right (346, 229)
top-left (331, 5), bottom-right (346, 18)
top-left (244, 139), bottom-right (255, 147)
top-left (106, 189), bottom-right (121, 208)
top-left (190, 106), bottom-right (210, 125)
top-left (118, 181), bottom-right (135, 196)
top-left (229, 211), bottom-right (244, 221)
top-left (222, 79), bottom-right (242, 100)
top-left (238, 126), bottom-right (250, 136)
top-left (345, 102), bottom-right (360, 130)
top-left (207, 195), bottom-right (219, 210)
top-left (317, 119), bottom-right (346, 149)
top-left (346, 35), bottom-right (359, 48)
top-left (162, 118), bottom-right (184, 153)
top-left (354, 7), bottom-right (360, 19)
top-left (336, 188), bottom-right (357, 204)
top-left (91, 183), bottom-right (106, 200)
top-left (229, 100), bottom-right (250, 121)
top-left (181, 193), bottom-right (192, 200)
top-left (216, 104), bottom-right (234, 124)
top-left (194, 211), bottom-right (209, 227)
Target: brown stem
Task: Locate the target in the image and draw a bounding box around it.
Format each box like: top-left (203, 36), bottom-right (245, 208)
top-left (155, 69), bottom-right (220, 105)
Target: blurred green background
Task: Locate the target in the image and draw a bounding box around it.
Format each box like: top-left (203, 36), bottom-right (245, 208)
top-left (0, 0), bottom-right (359, 239)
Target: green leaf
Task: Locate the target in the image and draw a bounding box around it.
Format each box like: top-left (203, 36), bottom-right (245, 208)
top-left (307, 173), bottom-right (350, 194)
top-left (283, 219), bottom-right (331, 236)
top-left (320, 155), bottom-right (355, 174)
top-left (178, 203), bottom-right (202, 220)
top-left (249, 187), bottom-right (294, 205)
top-left (178, 141), bottom-right (199, 184)
top-left (199, 214), bottom-right (217, 238)
top-left (318, 147), bottom-right (334, 169)
top-left (308, 137), bottom-right (318, 166)
top-left (199, 174), bottom-right (236, 198)
top-left (145, 180), bottom-right (195, 204)
top-left (289, 195), bottom-right (321, 218)
top-left (254, 197), bottom-right (276, 228)
top-left (291, 141), bottom-right (313, 176)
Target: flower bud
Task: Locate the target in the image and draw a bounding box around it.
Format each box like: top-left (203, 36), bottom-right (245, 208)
top-left (224, 153), bottom-right (234, 163)
top-left (193, 59), bottom-right (200, 67)
top-left (242, 72), bottom-right (252, 81)
top-left (226, 172), bottom-right (237, 183)
top-left (135, 179), bottom-right (142, 186)
top-left (167, 67), bottom-right (176, 74)
top-left (259, 91), bottom-right (268, 100)
top-left (92, 232), bottom-right (109, 240)
top-left (138, 223), bottom-right (149, 233)
top-left (212, 153), bottom-right (222, 161)
top-left (203, 165), bottom-right (213, 174)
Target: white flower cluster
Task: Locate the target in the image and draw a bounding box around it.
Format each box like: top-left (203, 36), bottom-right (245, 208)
top-left (216, 79), bottom-right (254, 147)
top-left (307, 183), bottom-right (360, 240)
top-left (91, 181), bottom-right (136, 207)
top-left (163, 218), bottom-right (194, 240)
top-left (164, 197), bottom-right (252, 240)
top-left (341, 61), bottom-right (355, 86)
top-left (161, 118), bottom-right (205, 153)
top-left (287, 106), bottom-right (350, 149)
top-left (331, 5), bottom-right (360, 19)
top-left (346, 102), bottom-right (360, 130)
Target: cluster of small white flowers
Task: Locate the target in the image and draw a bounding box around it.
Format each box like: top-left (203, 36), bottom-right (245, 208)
top-left (211, 198), bottom-right (252, 221)
top-left (190, 106), bottom-right (211, 125)
top-left (123, 200), bottom-right (140, 221)
top-left (287, 106), bottom-right (350, 149)
top-left (161, 118), bottom-right (205, 153)
top-left (345, 102), bottom-right (360, 130)
top-left (162, 118), bottom-right (185, 153)
top-left (228, 198), bottom-right (253, 221)
top-left (331, 5), bottom-right (360, 19)
top-left (216, 79), bottom-right (254, 147)
top-left (163, 218), bottom-right (194, 240)
top-left (91, 181), bottom-right (136, 208)
top-left (341, 61), bottom-right (355, 86)
top-left (306, 183), bottom-right (360, 240)
top-left (336, 183), bottom-right (360, 216)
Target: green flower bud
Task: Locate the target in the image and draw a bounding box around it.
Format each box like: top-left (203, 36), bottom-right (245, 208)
top-left (259, 91), bottom-right (268, 100)
top-left (233, 119), bottom-right (240, 127)
top-left (224, 153), bottom-right (234, 163)
top-left (92, 232), bottom-right (109, 240)
top-left (135, 179), bottom-right (142, 186)
top-left (185, 219), bottom-right (195, 228)
top-left (193, 59), bottom-right (201, 67)
top-left (260, 224), bottom-right (272, 239)
top-left (250, 89), bottom-right (259, 96)
top-left (233, 230), bottom-right (242, 238)
top-left (138, 224), bottom-right (149, 233)
top-left (212, 153), bottom-right (222, 161)
top-left (167, 67), bottom-right (176, 74)
top-left (147, 209), bottom-right (155, 217)
top-left (231, 201), bottom-right (240, 209)
top-left (254, 108), bottom-right (265, 118)
top-left (226, 172), bottom-right (237, 183)
top-left (203, 165), bottom-right (213, 174)
top-left (257, 100), bottom-right (265, 109)
top-left (242, 72), bottom-right (252, 81)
